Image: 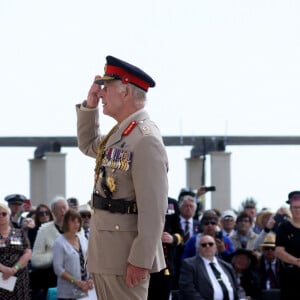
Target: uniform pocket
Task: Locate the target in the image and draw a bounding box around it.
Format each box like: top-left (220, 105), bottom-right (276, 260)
top-left (94, 210), bottom-right (137, 232)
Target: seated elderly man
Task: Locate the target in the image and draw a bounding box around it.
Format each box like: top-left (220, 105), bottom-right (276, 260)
top-left (179, 235), bottom-right (243, 300)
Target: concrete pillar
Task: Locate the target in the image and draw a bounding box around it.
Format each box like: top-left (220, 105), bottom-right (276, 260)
top-left (185, 157), bottom-right (204, 189)
top-left (29, 152), bottom-right (66, 206)
top-left (210, 151), bottom-right (231, 212)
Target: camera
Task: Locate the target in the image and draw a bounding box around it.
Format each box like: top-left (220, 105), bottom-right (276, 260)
top-left (203, 186), bottom-right (216, 192)
top-left (215, 230), bottom-right (223, 240)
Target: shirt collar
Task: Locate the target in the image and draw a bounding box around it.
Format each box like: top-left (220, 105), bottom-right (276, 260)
top-left (201, 255), bottom-right (217, 266)
top-left (180, 216), bottom-right (193, 224)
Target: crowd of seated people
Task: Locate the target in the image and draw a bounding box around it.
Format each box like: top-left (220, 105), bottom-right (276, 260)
top-left (171, 188), bottom-right (294, 300)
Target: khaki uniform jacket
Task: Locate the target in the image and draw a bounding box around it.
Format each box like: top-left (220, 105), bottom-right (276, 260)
top-left (76, 105), bottom-right (168, 275)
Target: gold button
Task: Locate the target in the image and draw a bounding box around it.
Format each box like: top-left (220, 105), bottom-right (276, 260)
top-left (115, 224), bottom-right (120, 230)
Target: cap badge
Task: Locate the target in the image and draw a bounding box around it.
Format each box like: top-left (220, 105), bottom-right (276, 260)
top-left (122, 76), bottom-right (130, 84)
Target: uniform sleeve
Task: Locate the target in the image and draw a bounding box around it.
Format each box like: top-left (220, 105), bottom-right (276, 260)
top-left (76, 104), bottom-right (102, 158)
top-left (170, 201), bottom-right (184, 246)
top-left (128, 135), bottom-right (168, 268)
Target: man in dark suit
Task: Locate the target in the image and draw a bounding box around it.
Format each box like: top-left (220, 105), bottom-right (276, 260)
top-left (148, 197), bottom-right (183, 300)
top-left (179, 195), bottom-right (201, 238)
top-left (172, 194), bottom-right (201, 290)
top-left (258, 233), bottom-right (282, 300)
top-left (179, 235), bottom-right (243, 300)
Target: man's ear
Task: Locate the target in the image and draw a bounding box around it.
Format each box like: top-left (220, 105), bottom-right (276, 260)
top-left (123, 85), bottom-right (132, 100)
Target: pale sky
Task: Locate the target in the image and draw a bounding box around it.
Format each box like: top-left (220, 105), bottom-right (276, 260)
top-left (1, 0), bottom-right (300, 212)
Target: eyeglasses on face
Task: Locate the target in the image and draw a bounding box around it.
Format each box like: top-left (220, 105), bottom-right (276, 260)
top-left (263, 247), bottom-right (275, 251)
top-left (203, 221), bottom-right (217, 226)
top-left (38, 211), bottom-right (50, 217)
top-left (80, 213), bottom-right (91, 219)
top-left (291, 206), bottom-right (300, 210)
top-left (201, 242), bottom-right (214, 248)
top-left (223, 216), bottom-right (234, 221)
top-left (0, 212), bottom-right (8, 217)
top-left (238, 219), bottom-right (250, 223)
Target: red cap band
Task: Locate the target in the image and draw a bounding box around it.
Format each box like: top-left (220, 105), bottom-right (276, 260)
top-left (105, 65), bottom-right (150, 91)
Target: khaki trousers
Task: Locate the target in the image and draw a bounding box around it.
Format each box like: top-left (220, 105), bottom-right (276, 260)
top-left (92, 273), bottom-right (149, 300)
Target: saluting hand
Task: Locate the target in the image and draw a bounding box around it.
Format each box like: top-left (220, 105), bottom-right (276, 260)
top-left (86, 75), bottom-right (103, 109)
top-left (126, 263), bottom-right (148, 288)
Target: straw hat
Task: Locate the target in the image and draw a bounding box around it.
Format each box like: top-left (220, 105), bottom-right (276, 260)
top-left (259, 233), bottom-right (276, 248)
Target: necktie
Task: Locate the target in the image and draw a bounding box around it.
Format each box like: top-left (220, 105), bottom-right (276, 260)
top-left (209, 262), bottom-right (230, 300)
top-left (240, 236), bottom-right (247, 249)
top-left (266, 263), bottom-right (276, 289)
top-left (183, 221), bottom-right (190, 243)
top-left (84, 228), bottom-right (89, 240)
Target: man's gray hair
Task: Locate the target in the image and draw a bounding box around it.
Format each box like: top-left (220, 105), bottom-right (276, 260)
top-left (118, 81), bottom-right (147, 107)
top-left (50, 195), bottom-right (68, 211)
top-left (179, 195), bottom-right (197, 209)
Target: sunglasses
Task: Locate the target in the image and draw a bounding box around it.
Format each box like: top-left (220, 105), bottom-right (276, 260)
top-left (263, 247), bottom-right (275, 251)
top-left (80, 213), bottom-right (91, 219)
top-left (201, 242), bottom-right (215, 248)
top-left (223, 216), bottom-right (234, 221)
top-left (38, 211), bottom-right (50, 217)
top-left (0, 212), bottom-right (8, 217)
top-left (203, 221), bottom-right (217, 226)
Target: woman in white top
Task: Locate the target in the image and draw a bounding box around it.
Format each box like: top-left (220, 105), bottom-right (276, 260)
top-left (31, 196), bottom-right (69, 300)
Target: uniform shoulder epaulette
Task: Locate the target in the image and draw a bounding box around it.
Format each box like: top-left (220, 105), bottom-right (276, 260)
top-left (137, 120), bottom-right (153, 136)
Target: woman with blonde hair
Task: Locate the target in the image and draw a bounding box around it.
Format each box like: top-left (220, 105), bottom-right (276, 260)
top-left (0, 203), bottom-right (31, 299)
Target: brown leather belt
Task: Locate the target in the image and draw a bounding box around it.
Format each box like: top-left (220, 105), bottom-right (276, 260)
top-left (92, 193), bottom-right (138, 214)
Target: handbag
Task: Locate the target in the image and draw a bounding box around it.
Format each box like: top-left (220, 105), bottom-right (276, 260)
top-left (46, 287), bottom-right (57, 300)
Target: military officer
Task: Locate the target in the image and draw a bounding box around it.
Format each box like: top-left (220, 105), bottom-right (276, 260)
top-left (76, 55), bottom-right (169, 300)
top-left (4, 194), bottom-right (26, 228)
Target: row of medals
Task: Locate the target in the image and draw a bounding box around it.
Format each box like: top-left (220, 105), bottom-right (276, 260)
top-left (0, 231), bottom-right (22, 247)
